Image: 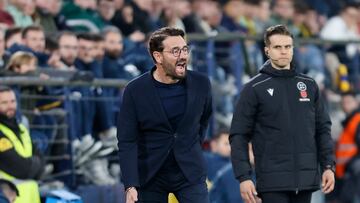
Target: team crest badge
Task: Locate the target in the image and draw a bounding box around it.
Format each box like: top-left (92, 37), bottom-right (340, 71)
top-left (297, 82), bottom-right (310, 102)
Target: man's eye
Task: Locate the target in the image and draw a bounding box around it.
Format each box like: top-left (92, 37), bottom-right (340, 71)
top-left (172, 48), bottom-right (180, 54)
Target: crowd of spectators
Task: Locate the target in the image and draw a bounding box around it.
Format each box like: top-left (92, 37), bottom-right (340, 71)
top-left (0, 0), bottom-right (359, 202)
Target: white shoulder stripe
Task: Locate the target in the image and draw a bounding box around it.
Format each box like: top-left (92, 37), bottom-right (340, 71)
top-left (252, 77), bottom-right (272, 87)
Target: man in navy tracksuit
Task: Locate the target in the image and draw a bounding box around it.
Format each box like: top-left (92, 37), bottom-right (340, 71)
top-left (117, 27), bottom-right (212, 203)
top-left (229, 24), bottom-right (335, 203)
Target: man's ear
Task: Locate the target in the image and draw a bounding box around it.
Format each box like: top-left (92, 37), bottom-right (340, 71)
top-left (153, 52), bottom-right (162, 64)
top-left (264, 47), bottom-right (269, 56)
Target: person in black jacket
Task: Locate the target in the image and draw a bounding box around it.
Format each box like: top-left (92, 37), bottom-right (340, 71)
top-left (229, 24), bottom-right (335, 203)
top-left (117, 27), bottom-right (212, 203)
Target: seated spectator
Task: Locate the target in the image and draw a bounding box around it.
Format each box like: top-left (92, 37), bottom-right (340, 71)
top-left (60, 0), bottom-right (104, 33)
top-left (5, 0), bottom-right (33, 27)
top-left (110, 1), bottom-right (146, 42)
top-left (92, 34), bottom-right (105, 62)
top-left (320, 2), bottom-right (360, 65)
top-left (8, 25), bottom-right (49, 67)
top-left (0, 29), bottom-right (7, 69)
top-left (0, 0), bottom-right (14, 29)
top-left (205, 130), bottom-right (231, 181)
top-left (4, 51), bottom-right (38, 76)
top-left (102, 26), bottom-right (139, 79)
top-left (33, 0), bottom-right (58, 34)
top-left (57, 31), bottom-right (78, 70)
top-left (97, 0), bottom-right (116, 25)
top-left (2, 51), bottom-right (50, 114)
top-left (4, 27), bottom-right (22, 49)
top-left (0, 86), bottom-right (45, 203)
top-left (204, 130), bottom-right (243, 203)
top-left (44, 36), bottom-right (66, 69)
top-left (0, 179), bottom-right (18, 203)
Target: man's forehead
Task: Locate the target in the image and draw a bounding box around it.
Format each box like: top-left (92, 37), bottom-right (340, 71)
top-left (163, 36), bottom-right (186, 48)
top-left (269, 35), bottom-right (293, 46)
top-left (0, 91), bottom-right (15, 100)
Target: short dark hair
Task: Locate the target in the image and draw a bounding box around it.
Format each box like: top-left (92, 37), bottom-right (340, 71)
top-left (22, 25), bottom-right (44, 39)
top-left (341, 90), bottom-right (357, 98)
top-left (76, 32), bottom-right (94, 41)
top-left (46, 36), bottom-right (59, 52)
top-left (5, 27), bottom-right (22, 42)
top-left (0, 86), bottom-right (13, 94)
top-left (264, 24), bottom-right (293, 46)
top-left (148, 27), bottom-right (185, 63)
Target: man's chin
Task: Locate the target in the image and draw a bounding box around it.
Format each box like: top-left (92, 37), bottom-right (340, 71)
top-left (6, 113), bottom-right (15, 119)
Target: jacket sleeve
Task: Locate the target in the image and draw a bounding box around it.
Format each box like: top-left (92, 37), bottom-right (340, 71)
top-left (229, 84), bottom-right (257, 182)
top-left (314, 86), bottom-right (335, 170)
top-left (117, 86), bottom-right (140, 189)
top-left (199, 78), bottom-right (213, 143)
top-left (0, 137), bottom-right (44, 180)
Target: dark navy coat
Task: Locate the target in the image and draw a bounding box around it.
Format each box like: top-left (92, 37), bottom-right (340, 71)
top-left (117, 67), bottom-right (213, 189)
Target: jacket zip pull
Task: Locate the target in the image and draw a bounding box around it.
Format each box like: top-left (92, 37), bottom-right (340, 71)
top-left (295, 188), bottom-right (299, 195)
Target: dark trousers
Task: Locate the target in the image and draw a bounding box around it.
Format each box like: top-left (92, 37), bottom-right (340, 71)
top-left (259, 191), bottom-right (312, 203)
top-left (138, 152), bottom-right (209, 203)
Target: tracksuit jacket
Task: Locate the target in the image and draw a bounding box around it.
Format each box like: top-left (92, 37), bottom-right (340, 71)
top-left (230, 60), bottom-right (335, 192)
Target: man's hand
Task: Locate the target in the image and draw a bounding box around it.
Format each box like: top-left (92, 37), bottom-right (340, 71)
top-left (240, 180), bottom-right (261, 203)
top-left (321, 169), bottom-right (335, 194)
top-left (126, 187), bottom-right (138, 203)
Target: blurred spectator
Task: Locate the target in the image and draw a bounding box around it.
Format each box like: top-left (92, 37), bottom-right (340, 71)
top-left (0, 29), bottom-right (7, 69)
top-left (60, 0), bottom-right (104, 32)
top-left (7, 25), bottom-right (49, 67)
top-left (75, 33), bottom-right (102, 80)
top-left (238, 0), bottom-right (260, 36)
top-left (6, 0), bottom-right (34, 27)
top-left (304, 0), bottom-right (342, 18)
top-left (97, 0), bottom-right (116, 25)
top-left (291, 1), bottom-right (326, 87)
top-left (0, 86), bottom-right (44, 203)
top-left (41, 0), bottom-right (69, 31)
top-left (0, 179), bottom-right (18, 203)
top-left (92, 34), bottom-right (105, 62)
top-left (335, 92), bottom-right (360, 203)
top-left (0, 0), bottom-right (14, 29)
top-left (204, 130), bottom-right (243, 203)
top-left (220, 0), bottom-right (247, 34)
top-left (181, 0), bottom-right (207, 33)
top-left (337, 92), bottom-right (360, 178)
top-left (45, 36), bottom-right (66, 69)
top-left (5, 51), bottom-right (37, 75)
top-left (4, 27), bottom-right (22, 49)
top-left (161, 0), bottom-right (191, 31)
top-left (205, 130), bottom-right (231, 181)
top-left (130, 0), bottom-right (157, 34)
top-left (57, 31), bottom-right (78, 70)
top-left (33, 0), bottom-right (58, 34)
top-left (254, 0), bottom-right (271, 35)
top-left (102, 26), bottom-right (137, 79)
top-left (21, 25), bottom-right (45, 53)
top-left (3, 51), bottom-right (49, 110)
top-left (267, 0), bottom-right (299, 35)
top-left (110, 2), bottom-right (146, 42)
top-left (320, 2), bottom-right (360, 65)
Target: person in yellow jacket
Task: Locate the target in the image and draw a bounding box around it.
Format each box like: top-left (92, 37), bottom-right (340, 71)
top-left (0, 86), bottom-right (44, 203)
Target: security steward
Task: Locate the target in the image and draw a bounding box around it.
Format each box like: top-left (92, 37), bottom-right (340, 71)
top-left (0, 86), bottom-right (44, 203)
